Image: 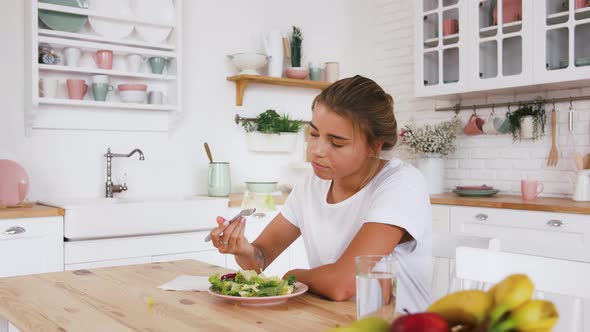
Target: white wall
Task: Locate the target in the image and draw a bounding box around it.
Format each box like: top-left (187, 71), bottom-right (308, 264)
top-left (0, 0), bottom-right (374, 200)
top-left (374, 0), bottom-right (590, 197)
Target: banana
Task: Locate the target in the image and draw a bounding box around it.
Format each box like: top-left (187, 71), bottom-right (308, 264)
top-left (490, 300), bottom-right (558, 332)
top-left (327, 317), bottom-right (390, 332)
top-left (427, 290), bottom-right (493, 327)
top-left (488, 274), bottom-right (534, 326)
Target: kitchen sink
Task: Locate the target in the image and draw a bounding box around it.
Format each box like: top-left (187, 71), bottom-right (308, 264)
top-left (40, 196), bottom-right (229, 241)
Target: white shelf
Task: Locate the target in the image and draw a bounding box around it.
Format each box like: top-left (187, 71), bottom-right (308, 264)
top-left (503, 21), bottom-right (523, 34)
top-left (424, 37), bottom-right (439, 47)
top-left (575, 6), bottom-right (590, 20)
top-left (37, 3), bottom-right (175, 29)
top-left (38, 36), bottom-right (176, 58)
top-left (480, 25), bottom-right (498, 37)
top-left (479, 21), bottom-right (522, 37)
top-left (547, 11), bottom-right (568, 25)
top-left (443, 33), bottom-right (459, 44)
top-left (38, 29), bottom-right (175, 51)
top-left (38, 64), bottom-right (176, 81)
top-left (38, 98), bottom-right (178, 112)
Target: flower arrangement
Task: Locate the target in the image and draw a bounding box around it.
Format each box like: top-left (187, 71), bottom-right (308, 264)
top-left (399, 118), bottom-right (461, 156)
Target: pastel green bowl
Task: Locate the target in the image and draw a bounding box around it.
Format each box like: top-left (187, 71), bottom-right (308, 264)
top-left (245, 182), bottom-right (278, 194)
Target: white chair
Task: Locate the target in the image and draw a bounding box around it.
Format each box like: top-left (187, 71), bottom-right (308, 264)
top-left (431, 233), bottom-right (501, 300)
top-left (456, 247), bottom-right (590, 332)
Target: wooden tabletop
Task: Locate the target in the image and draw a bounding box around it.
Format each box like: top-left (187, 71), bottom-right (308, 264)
top-left (0, 260), bottom-right (355, 332)
top-left (0, 203), bottom-right (64, 220)
top-left (430, 193), bottom-right (590, 215)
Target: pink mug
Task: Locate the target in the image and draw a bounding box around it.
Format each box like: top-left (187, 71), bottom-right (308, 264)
top-left (443, 19), bottom-right (458, 36)
top-left (66, 79), bottom-right (88, 100)
top-left (94, 50), bottom-right (113, 69)
top-left (576, 0), bottom-right (589, 9)
top-left (463, 114), bottom-right (485, 135)
top-left (521, 179), bottom-right (544, 200)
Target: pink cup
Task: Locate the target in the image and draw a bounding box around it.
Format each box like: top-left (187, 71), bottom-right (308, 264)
top-left (463, 114), bottom-right (485, 135)
top-left (576, 0), bottom-right (589, 9)
top-left (521, 179), bottom-right (544, 201)
top-left (443, 19), bottom-right (458, 36)
top-left (67, 79), bottom-right (88, 100)
top-left (493, 0), bottom-right (522, 24)
top-left (94, 50), bottom-right (113, 69)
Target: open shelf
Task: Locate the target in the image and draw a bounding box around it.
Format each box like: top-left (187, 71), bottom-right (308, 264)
top-left (479, 21), bottom-right (522, 37)
top-left (38, 98), bottom-right (177, 111)
top-left (37, 2), bottom-right (175, 28)
top-left (575, 5), bottom-right (590, 20)
top-left (38, 64), bottom-right (176, 80)
top-left (227, 75), bottom-right (330, 106)
top-left (38, 29), bottom-right (175, 51)
top-left (443, 33), bottom-right (460, 45)
top-left (547, 11), bottom-right (569, 25)
top-left (424, 37), bottom-right (439, 48)
top-left (38, 36), bottom-right (176, 58)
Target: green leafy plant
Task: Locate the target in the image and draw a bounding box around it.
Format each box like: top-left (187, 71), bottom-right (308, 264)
top-left (506, 102), bottom-right (546, 141)
top-left (290, 26), bottom-right (303, 67)
top-left (240, 110), bottom-right (304, 134)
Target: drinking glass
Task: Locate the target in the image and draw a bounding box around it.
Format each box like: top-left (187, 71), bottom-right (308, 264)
top-left (355, 255), bottom-right (397, 320)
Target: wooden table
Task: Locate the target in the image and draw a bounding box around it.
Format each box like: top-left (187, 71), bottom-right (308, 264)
top-left (0, 260), bottom-right (355, 332)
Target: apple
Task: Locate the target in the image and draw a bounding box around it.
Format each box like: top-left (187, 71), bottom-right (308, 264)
top-left (390, 312), bottom-right (450, 332)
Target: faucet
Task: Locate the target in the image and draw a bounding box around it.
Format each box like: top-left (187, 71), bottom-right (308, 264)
top-left (104, 148), bottom-right (145, 198)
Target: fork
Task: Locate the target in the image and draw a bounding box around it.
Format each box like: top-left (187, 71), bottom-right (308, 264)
top-left (547, 108), bottom-right (559, 167)
top-left (204, 208), bottom-right (256, 242)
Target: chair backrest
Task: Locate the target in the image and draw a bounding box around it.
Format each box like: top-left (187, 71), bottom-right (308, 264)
top-left (455, 247), bottom-right (590, 332)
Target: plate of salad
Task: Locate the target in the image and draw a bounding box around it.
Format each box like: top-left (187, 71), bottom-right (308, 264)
top-left (208, 270), bottom-right (308, 306)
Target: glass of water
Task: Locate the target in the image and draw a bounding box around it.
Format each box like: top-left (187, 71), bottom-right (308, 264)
top-left (355, 255), bottom-right (397, 320)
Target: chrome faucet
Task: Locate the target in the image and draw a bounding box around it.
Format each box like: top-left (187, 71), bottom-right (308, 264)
top-left (104, 148), bottom-right (145, 198)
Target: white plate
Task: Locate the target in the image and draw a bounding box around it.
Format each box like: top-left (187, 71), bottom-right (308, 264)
top-left (134, 0), bottom-right (174, 44)
top-left (208, 282), bottom-right (308, 306)
top-left (88, 0), bottom-right (134, 39)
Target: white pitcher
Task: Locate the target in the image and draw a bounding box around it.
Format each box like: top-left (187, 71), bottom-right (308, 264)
top-left (263, 30), bottom-right (284, 77)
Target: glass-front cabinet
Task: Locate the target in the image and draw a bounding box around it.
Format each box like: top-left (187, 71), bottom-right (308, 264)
top-left (415, 0), bottom-right (469, 97)
top-left (534, 0), bottom-right (590, 84)
top-left (468, 0), bottom-right (533, 91)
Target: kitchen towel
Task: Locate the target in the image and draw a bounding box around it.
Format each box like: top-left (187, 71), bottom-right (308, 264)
top-left (158, 275), bottom-right (210, 291)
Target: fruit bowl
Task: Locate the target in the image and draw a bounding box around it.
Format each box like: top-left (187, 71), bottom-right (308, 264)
top-left (227, 52), bottom-right (269, 75)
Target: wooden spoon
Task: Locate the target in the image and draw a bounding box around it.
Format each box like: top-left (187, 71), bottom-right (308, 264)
top-left (584, 153), bottom-right (590, 169)
top-left (204, 142), bottom-right (213, 163)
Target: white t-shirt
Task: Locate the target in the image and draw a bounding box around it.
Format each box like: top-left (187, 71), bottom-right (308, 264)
top-left (281, 158), bottom-right (433, 312)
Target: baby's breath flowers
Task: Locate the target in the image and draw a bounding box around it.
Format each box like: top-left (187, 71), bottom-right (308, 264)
top-left (399, 118), bottom-right (461, 156)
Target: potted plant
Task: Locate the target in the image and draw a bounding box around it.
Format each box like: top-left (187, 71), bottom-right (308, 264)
top-left (239, 109), bottom-right (304, 152)
top-left (506, 102), bottom-right (546, 141)
top-left (399, 118), bottom-right (461, 194)
top-left (285, 26), bottom-right (309, 79)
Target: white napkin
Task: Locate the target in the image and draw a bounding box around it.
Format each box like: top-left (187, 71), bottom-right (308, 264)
top-left (158, 275), bottom-right (211, 291)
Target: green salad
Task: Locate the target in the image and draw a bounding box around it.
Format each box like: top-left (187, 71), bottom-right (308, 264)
top-left (208, 270), bottom-right (297, 297)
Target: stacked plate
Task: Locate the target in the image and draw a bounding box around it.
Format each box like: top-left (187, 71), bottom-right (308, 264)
top-left (452, 185), bottom-right (499, 197)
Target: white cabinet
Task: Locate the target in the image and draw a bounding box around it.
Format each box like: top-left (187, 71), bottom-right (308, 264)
top-left (415, 0), bottom-right (470, 97)
top-left (533, 0), bottom-right (590, 84)
top-left (152, 250), bottom-right (226, 268)
top-left (0, 217), bottom-right (63, 277)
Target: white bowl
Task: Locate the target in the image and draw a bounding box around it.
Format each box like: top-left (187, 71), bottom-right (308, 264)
top-left (119, 90), bottom-right (146, 103)
top-left (228, 53), bottom-right (269, 75)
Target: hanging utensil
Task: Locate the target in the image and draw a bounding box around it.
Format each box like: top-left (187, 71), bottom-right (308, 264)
top-left (204, 142), bottom-right (213, 163)
top-left (547, 104), bottom-right (558, 167)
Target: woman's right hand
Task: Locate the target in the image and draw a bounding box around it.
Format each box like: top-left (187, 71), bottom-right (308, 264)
top-left (209, 216), bottom-right (253, 257)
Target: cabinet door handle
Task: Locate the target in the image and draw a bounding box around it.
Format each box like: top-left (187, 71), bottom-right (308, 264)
top-left (3, 226), bottom-right (26, 235)
top-left (546, 219), bottom-right (565, 227)
top-left (475, 213), bottom-right (488, 221)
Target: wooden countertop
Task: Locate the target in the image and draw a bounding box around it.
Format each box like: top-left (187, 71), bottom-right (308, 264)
top-left (0, 260), bottom-right (355, 331)
top-left (0, 203), bottom-right (64, 220)
top-left (430, 193), bottom-right (590, 215)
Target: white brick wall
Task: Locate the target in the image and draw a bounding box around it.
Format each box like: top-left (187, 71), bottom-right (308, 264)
top-left (373, 0), bottom-right (590, 197)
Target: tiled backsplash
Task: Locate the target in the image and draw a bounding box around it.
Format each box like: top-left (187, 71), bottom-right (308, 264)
top-left (372, 0), bottom-right (590, 197)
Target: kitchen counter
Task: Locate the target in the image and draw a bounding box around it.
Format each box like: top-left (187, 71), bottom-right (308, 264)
top-left (0, 203), bottom-right (64, 219)
top-left (228, 192), bottom-right (289, 208)
top-left (430, 193), bottom-right (590, 215)
top-left (0, 260), bottom-right (355, 331)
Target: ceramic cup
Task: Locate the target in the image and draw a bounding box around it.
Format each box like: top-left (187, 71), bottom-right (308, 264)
top-left (483, 112), bottom-right (500, 135)
top-left (443, 19), bottom-right (458, 36)
top-left (324, 62), bottom-right (340, 83)
top-left (91, 74), bottom-right (110, 84)
top-left (94, 50), bottom-right (113, 70)
top-left (208, 162), bottom-right (231, 197)
top-left (66, 79), bottom-right (88, 100)
top-left (92, 83), bottom-right (114, 102)
top-left (147, 90), bottom-right (166, 104)
top-left (521, 179), bottom-right (544, 200)
top-left (520, 116), bottom-right (535, 139)
top-left (576, 0), bottom-right (590, 9)
top-left (149, 56), bottom-right (168, 74)
top-left (463, 114), bottom-right (485, 135)
top-left (309, 61), bottom-right (322, 81)
top-left (63, 47), bottom-right (81, 66)
top-left (126, 54), bottom-right (146, 72)
top-left (39, 78), bottom-right (58, 98)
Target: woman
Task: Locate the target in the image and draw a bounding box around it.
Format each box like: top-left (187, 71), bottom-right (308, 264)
top-left (209, 75), bottom-right (432, 311)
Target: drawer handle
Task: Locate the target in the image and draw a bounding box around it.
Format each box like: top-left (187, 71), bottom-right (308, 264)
top-left (547, 219), bottom-right (565, 227)
top-left (4, 226), bottom-right (26, 235)
top-left (475, 213), bottom-right (488, 221)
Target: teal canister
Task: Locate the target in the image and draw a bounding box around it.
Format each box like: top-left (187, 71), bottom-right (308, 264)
top-left (208, 162), bottom-right (231, 197)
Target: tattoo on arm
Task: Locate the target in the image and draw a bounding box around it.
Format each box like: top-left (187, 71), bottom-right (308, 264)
top-left (252, 245), bottom-right (267, 272)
